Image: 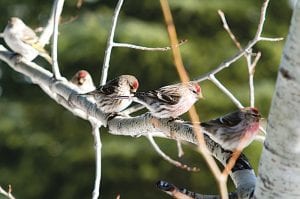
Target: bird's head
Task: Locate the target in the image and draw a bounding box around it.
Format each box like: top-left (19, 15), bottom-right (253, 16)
top-left (8, 17), bottom-right (24, 28)
top-left (70, 70), bottom-right (93, 87)
top-left (77, 70), bottom-right (89, 85)
top-left (189, 82), bottom-right (203, 99)
top-left (243, 107), bottom-right (262, 122)
top-left (123, 75), bottom-right (139, 93)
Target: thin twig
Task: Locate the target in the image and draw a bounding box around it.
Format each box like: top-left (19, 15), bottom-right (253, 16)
top-left (147, 135), bottom-right (200, 172)
top-left (219, 9), bottom-right (255, 108)
top-left (39, 0), bottom-right (64, 46)
top-left (195, 0), bottom-right (277, 83)
top-left (176, 139), bottom-right (184, 157)
top-left (218, 9), bottom-right (266, 109)
top-left (248, 52), bottom-right (261, 107)
top-left (222, 129), bottom-right (255, 178)
top-left (113, 39), bottom-right (187, 51)
top-left (51, 0), bottom-right (64, 79)
top-left (76, 0), bottom-right (84, 8)
top-left (218, 10), bottom-right (242, 50)
top-left (90, 121), bottom-right (102, 199)
top-left (159, 0), bottom-right (189, 83)
top-left (0, 185), bottom-right (16, 199)
top-left (100, 0), bottom-right (124, 85)
top-left (259, 37), bottom-right (284, 41)
top-left (209, 74), bottom-right (244, 108)
top-left (159, 0), bottom-right (227, 198)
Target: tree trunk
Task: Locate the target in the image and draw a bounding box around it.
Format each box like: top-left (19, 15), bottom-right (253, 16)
top-left (254, 1), bottom-right (300, 198)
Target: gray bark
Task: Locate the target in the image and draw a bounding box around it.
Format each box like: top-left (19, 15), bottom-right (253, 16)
top-left (254, 1), bottom-right (300, 198)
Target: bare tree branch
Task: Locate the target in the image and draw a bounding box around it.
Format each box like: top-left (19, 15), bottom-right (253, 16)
top-left (39, 0), bottom-right (64, 46)
top-left (0, 46), bottom-right (256, 198)
top-left (159, 0), bottom-right (228, 197)
top-left (208, 75), bottom-right (244, 108)
top-left (90, 122), bottom-right (102, 199)
top-left (51, 0), bottom-right (64, 79)
top-left (147, 135), bottom-right (200, 172)
top-left (113, 39), bottom-right (187, 51)
top-left (0, 185), bottom-right (16, 199)
top-left (195, 0), bottom-right (280, 83)
top-left (100, 0), bottom-right (124, 85)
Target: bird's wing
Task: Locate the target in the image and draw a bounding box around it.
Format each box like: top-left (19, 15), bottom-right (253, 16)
top-left (201, 110), bottom-right (242, 128)
top-left (21, 26), bottom-right (39, 45)
top-left (143, 88), bottom-right (180, 105)
top-left (21, 26), bottom-right (50, 55)
top-left (85, 78), bottom-right (119, 95)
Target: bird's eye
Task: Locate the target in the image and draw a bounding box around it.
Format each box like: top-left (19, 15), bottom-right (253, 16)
top-left (131, 80), bottom-right (139, 90)
top-left (194, 84), bottom-right (201, 94)
top-left (251, 113), bottom-right (261, 117)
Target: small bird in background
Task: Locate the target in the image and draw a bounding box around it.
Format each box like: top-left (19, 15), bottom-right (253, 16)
top-left (200, 107), bottom-right (262, 151)
top-left (81, 75), bottom-right (139, 113)
top-left (124, 81), bottom-right (203, 118)
top-left (3, 17), bottom-right (52, 64)
top-left (70, 70), bottom-right (95, 93)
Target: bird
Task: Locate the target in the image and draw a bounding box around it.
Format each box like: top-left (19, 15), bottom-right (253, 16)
top-left (70, 70), bottom-right (95, 93)
top-left (126, 81), bottom-right (203, 118)
top-left (3, 17), bottom-right (52, 63)
top-left (200, 107), bottom-right (262, 151)
top-left (80, 75), bottom-right (139, 113)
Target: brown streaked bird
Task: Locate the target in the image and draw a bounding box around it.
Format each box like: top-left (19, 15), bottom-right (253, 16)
top-left (81, 75), bottom-right (139, 113)
top-left (124, 81), bottom-right (203, 118)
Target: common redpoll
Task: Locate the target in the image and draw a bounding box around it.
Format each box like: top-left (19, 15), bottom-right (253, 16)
top-left (81, 75), bottom-right (139, 113)
top-left (130, 81), bottom-right (202, 118)
top-left (200, 107), bottom-right (261, 151)
top-left (70, 70), bottom-right (95, 93)
top-left (3, 17), bottom-right (52, 63)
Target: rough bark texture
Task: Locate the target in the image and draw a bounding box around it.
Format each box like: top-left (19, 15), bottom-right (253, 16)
top-left (254, 1), bottom-right (300, 198)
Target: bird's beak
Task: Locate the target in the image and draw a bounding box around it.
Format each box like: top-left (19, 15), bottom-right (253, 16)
top-left (198, 92), bottom-right (204, 99)
top-left (79, 78), bottom-right (85, 84)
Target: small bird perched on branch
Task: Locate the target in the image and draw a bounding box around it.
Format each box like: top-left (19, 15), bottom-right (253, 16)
top-left (70, 70), bottom-right (95, 93)
top-left (199, 107), bottom-right (262, 151)
top-left (118, 82), bottom-right (203, 118)
top-left (80, 75), bottom-right (139, 113)
top-left (3, 17), bottom-right (52, 64)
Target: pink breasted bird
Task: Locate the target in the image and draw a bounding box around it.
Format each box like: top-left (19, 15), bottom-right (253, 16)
top-left (200, 107), bottom-right (261, 151)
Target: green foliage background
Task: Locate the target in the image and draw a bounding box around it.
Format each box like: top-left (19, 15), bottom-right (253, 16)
top-left (0, 0), bottom-right (292, 198)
